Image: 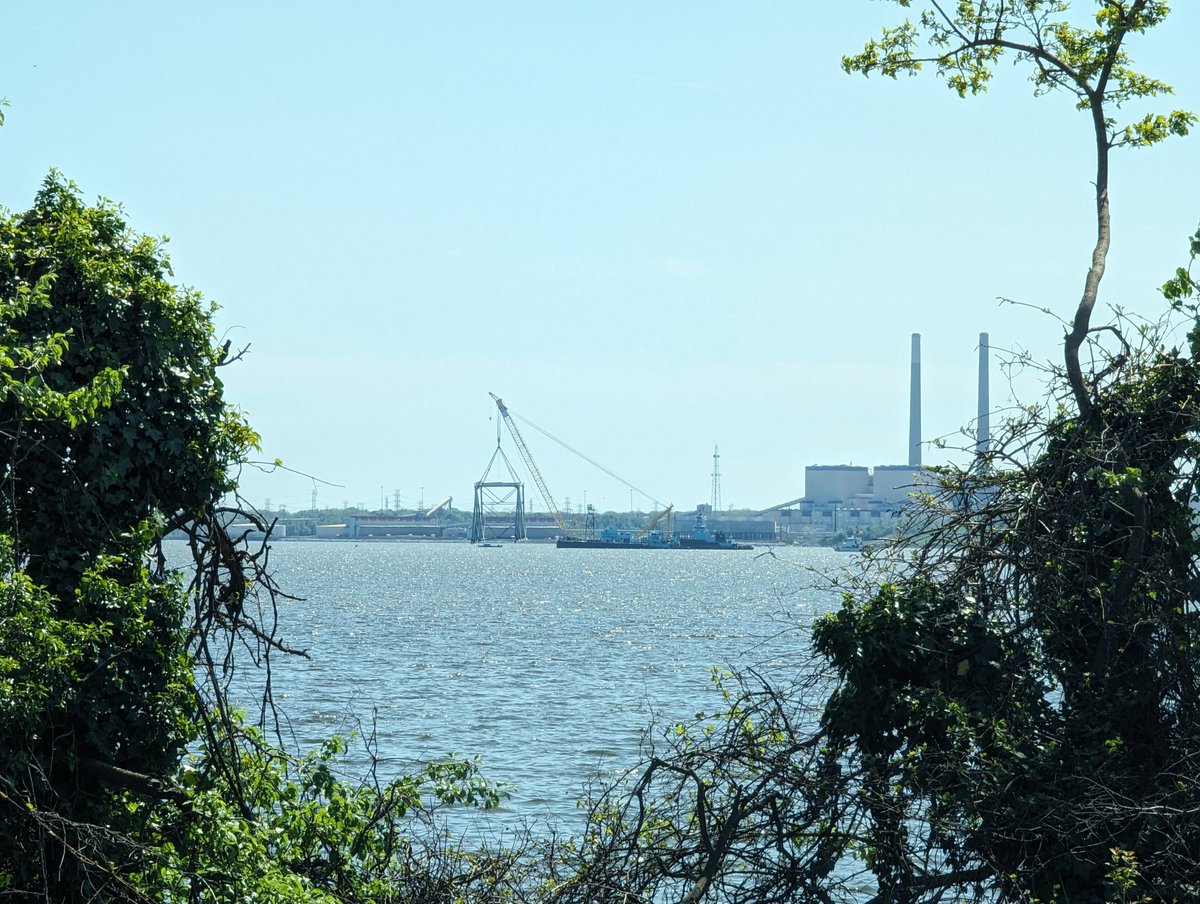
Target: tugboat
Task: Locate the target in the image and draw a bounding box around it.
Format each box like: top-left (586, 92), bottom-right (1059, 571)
top-left (675, 510), bottom-right (752, 550)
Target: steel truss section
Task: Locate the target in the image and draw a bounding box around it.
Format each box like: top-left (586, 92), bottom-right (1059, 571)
top-left (470, 481), bottom-right (526, 542)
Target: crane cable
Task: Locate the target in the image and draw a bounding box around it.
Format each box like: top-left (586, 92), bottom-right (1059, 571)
top-left (508, 409), bottom-right (665, 510)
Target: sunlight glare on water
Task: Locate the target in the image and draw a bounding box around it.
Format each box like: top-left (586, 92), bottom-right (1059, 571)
top-left (193, 540), bottom-right (848, 830)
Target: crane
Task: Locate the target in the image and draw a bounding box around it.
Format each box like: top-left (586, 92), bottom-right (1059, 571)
top-left (635, 505), bottom-right (674, 540)
top-left (489, 393), bottom-right (567, 534)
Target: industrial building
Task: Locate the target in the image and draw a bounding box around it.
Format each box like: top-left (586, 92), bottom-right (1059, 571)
top-left (747, 332), bottom-right (989, 541)
top-left (320, 332), bottom-right (991, 544)
top-left (456, 332), bottom-right (989, 544)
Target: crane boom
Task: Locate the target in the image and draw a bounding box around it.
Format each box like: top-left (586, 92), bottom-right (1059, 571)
top-left (489, 393), bottom-right (567, 533)
top-left (635, 505), bottom-right (674, 539)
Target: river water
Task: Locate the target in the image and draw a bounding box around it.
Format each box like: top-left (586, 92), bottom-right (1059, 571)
top-left (211, 540), bottom-right (849, 834)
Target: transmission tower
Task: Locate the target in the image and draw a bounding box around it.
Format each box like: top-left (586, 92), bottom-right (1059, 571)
top-left (710, 445), bottom-right (721, 512)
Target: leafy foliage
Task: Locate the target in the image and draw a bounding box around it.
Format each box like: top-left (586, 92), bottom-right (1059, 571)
top-left (0, 173), bottom-right (255, 594)
top-left (546, 5), bottom-right (1200, 901)
top-left (811, 279), bottom-right (1200, 900)
top-left (0, 175), bottom-right (512, 901)
top-left (844, 1), bottom-right (1196, 417)
top-left (0, 175), bottom-right (235, 897)
top-left (125, 728), bottom-right (512, 903)
top-left (5, 5), bottom-right (1199, 901)
top-left (843, 0), bottom-right (1193, 140)
top-left (552, 238), bottom-right (1200, 904)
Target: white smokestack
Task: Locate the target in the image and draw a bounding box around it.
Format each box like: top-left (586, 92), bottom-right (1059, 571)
top-left (909, 333), bottom-right (921, 467)
top-left (977, 332), bottom-right (990, 455)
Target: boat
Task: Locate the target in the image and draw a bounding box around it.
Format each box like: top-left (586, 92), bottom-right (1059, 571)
top-left (484, 393), bottom-right (751, 550)
top-left (555, 531), bottom-right (668, 549)
top-left (556, 510), bottom-right (752, 550)
top-left (836, 535), bottom-right (865, 551)
top-left (675, 511), bottom-right (753, 549)
top-left (556, 504), bottom-right (671, 549)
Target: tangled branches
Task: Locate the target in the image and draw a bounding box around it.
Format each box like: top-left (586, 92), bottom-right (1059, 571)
top-left (551, 301), bottom-right (1200, 902)
top-left (548, 671), bottom-right (867, 904)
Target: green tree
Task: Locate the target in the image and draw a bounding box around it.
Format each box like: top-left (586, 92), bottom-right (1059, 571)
top-left (0, 173), bottom-right (237, 896)
top-left (552, 4), bottom-right (1200, 902)
top-left (0, 175), bottom-right (510, 901)
top-left (843, 0), bottom-right (1195, 416)
top-left (0, 173), bottom-right (252, 593)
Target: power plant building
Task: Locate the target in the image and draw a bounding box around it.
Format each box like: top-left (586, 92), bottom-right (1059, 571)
top-left (759, 331), bottom-right (987, 539)
top-left (802, 463), bottom-right (929, 509)
top-left (805, 465), bottom-right (870, 503)
top-left (872, 464), bottom-right (929, 507)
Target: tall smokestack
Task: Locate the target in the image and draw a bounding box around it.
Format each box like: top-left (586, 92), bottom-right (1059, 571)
top-left (909, 333), bottom-right (922, 467)
top-left (977, 332), bottom-right (990, 455)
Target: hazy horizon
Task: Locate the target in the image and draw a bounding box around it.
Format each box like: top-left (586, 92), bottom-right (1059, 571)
top-left (2, 3), bottom-right (1197, 511)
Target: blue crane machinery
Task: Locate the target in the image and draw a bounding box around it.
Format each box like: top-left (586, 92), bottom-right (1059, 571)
top-left (489, 392), bottom-right (567, 534)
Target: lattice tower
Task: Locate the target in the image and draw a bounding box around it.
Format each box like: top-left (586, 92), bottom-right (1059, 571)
top-left (711, 445), bottom-right (721, 512)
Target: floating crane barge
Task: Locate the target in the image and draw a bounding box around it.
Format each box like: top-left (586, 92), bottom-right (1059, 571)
top-left (489, 392), bottom-right (752, 550)
top-left (556, 509), bottom-right (752, 550)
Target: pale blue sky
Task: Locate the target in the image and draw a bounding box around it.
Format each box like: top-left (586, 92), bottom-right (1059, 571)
top-left (3, 2), bottom-right (1197, 513)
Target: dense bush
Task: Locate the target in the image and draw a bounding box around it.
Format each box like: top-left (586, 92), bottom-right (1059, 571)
top-left (0, 176), bottom-right (510, 902)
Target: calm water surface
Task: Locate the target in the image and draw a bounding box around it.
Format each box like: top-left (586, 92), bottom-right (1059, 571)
top-left (218, 540), bottom-right (847, 830)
